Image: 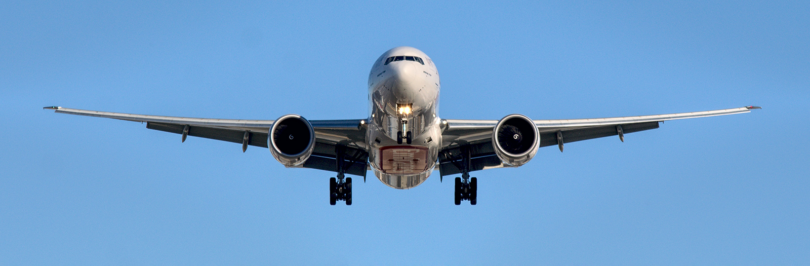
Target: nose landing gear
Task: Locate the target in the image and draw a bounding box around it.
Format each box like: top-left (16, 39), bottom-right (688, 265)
top-left (396, 131), bottom-right (412, 144)
top-left (396, 118), bottom-right (412, 144)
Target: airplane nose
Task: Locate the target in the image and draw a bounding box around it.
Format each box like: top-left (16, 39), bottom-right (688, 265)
top-left (388, 63), bottom-right (420, 100)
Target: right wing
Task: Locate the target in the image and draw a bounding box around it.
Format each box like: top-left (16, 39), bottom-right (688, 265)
top-left (45, 106), bottom-right (370, 177)
top-left (438, 106), bottom-right (760, 177)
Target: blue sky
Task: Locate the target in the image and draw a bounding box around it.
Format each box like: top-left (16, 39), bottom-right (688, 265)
top-left (2, 1), bottom-right (808, 265)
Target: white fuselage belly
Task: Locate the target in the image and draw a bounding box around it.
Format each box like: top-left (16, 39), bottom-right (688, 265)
top-left (366, 47), bottom-right (441, 189)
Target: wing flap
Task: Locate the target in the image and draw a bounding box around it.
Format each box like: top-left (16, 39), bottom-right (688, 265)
top-left (302, 142), bottom-right (369, 177)
top-left (147, 122), bottom-right (369, 177)
top-left (147, 122), bottom-right (269, 147)
top-left (437, 121), bottom-right (660, 176)
top-left (438, 154), bottom-right (502, 177)
top-left (47, 106), bottom-right (370, 176)
top-left (303, 155), bottom-right (368, 177)
top-left (438, 141), bottom-right (503, 177)
top-left (539, 121), bottom-right (659, 147)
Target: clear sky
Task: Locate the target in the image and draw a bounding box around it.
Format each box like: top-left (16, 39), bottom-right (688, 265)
top-left (2, 1), bottom-right (808, 265)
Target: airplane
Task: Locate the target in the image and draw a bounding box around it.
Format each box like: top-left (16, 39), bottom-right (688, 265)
top-left (45, 46), bottom-right (760, 206)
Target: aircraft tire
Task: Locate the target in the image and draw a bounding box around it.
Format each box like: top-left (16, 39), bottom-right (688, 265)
top-left (346, 178), bottom-right (352, 206)
top-left (330, 178), bottom-right (337, 205)
top-left (454, 177), bottom-right (461, 205)
top-left (470, 177), bottom-right (477, 205)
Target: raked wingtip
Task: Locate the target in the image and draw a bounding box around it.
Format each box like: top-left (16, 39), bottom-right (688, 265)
top-left (745, 106), bottom-right (762, 110)
top-left (43, 106), bottom-right (61, 110)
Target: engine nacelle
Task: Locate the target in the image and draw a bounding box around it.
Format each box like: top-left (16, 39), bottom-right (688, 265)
top-left (268, 114), bottom-right (316, 167)
top-left (492, 114), bottom-right (540, 167)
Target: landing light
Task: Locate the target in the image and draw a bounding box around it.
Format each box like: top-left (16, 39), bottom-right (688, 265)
top-left (397, 104), bottom-right (412, 115)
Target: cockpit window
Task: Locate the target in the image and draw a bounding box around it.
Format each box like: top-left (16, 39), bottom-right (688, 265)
top-left (384, 55), bottom-right (425, 65)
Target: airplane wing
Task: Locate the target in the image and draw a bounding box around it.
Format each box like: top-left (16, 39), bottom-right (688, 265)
top-left (44, 106), bottom-right (369, 178)
top-left (438, 106), bottom-right (760, 177)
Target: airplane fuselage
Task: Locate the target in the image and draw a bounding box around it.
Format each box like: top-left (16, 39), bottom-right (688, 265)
top-left (366, 47), bottom-right (441, 189)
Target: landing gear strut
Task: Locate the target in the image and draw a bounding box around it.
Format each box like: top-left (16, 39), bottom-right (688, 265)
top-left (397, 119), bottom-right (412, 145)
top-left (329, 145), bottom-right (355, 205)
top-left (446, 145), bottom-right (477, 205)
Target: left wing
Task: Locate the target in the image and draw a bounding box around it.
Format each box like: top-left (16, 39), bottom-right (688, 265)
top-left (45, 106), bottom-right (369, 177)
top-left (438, 106), bottom-right (760, 177)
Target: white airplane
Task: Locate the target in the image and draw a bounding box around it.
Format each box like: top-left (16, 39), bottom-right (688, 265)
top-left (45, 46), bottom-right (760, 205)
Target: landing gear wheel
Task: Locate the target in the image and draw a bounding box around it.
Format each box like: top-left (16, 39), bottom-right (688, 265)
top-left (329, 178), bottom-right (337, 205)
top-left (406, 131), bottom-right (412, 144)
top-left (470, 177), bottom-right (478, 205)
top-left (345, 178), bottom-right (353, 205)
top-left (329, 145), bottom-right (357, 206)
top-left (397, 131), bottom-right (403, 144)
top-left (454, 177), bottom-right (461, 205)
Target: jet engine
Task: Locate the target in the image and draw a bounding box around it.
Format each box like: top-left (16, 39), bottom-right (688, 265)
top-left (492, 114), bottom-right (540, 167)
top-left (268, 114), bottom-right (316, 167)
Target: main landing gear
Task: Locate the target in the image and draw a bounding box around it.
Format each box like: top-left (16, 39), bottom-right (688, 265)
top-left (445, 145), bottom-right (477, 205)
top-left (330, 144), bottom-right (357, 205)
top-left (330, 175), bottom-right (352, 205)
top-left (455, 175), bottom-right (477, 205)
